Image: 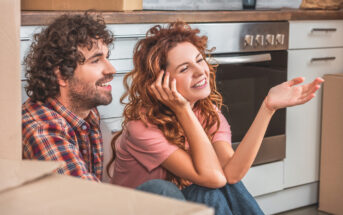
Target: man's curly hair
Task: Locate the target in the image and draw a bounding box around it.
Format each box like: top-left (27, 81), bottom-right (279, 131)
top-left (24, 13), bottom-right (114, 102)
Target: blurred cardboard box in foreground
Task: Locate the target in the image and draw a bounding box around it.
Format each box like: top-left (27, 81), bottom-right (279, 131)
top-left (0, 1), bottom-right (212, 214)
top-left (21, 0), bottom-right (142, 11)
top-left (319, 73), bottom-right (343, 215)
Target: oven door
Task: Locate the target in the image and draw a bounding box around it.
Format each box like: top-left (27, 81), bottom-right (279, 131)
top-left (210, 51), bottom-right (287, 165)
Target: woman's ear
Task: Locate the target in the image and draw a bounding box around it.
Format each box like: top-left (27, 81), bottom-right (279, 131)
top-left (54, 68), bottom-right (67, 87)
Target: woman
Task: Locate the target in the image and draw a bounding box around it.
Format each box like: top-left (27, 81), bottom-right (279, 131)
top-left (108, 21), bottom-right (323, 214)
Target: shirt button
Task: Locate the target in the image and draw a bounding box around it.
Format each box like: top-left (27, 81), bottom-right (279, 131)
top-left (81, 125), bottom-right (87, 131)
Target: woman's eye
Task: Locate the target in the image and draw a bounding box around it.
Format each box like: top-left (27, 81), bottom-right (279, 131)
top-left (197, 58), bottom-right (204, 63)
top-left (180, 66), bottom-right (188, 73)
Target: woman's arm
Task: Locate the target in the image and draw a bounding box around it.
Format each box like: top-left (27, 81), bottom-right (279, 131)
top-left (216, 77), bottom-right (324, 184)
top-left (152, 71), bottom-right (226, 188)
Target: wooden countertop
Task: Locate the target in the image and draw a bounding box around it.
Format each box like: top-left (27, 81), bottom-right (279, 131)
top-left (21, 9), bottom-right (343, 26)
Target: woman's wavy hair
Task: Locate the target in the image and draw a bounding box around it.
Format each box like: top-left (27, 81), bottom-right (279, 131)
top-left (108, 21), bottom-right (223, 188)
top-left (24, 12), bottom-right (114, 102)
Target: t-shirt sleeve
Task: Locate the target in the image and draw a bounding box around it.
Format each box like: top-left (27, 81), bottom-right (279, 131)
top-left (211, 111), bottom-right (232, 144)
top-left (124, 120), bottom-right (179, 172)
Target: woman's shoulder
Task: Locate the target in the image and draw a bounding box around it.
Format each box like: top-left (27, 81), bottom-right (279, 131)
top-left (125, 120), bottom-right (165, 141)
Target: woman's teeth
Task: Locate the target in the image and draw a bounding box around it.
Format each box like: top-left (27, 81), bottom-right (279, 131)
top-left (193, 79), bottom-right (206, 88)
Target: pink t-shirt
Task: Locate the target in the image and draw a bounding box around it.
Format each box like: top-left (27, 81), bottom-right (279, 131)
top-left (111, 110), bottom-right (231, 188)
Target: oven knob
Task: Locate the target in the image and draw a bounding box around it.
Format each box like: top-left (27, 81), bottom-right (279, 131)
top-left (255, 34), bottom-right (264, 46)
top-left (265, 34), bottom-right (275, 46)
top-left (276, 34), bottom-right (285, 45)
top-left (244, 35), bottom-right (254, 47)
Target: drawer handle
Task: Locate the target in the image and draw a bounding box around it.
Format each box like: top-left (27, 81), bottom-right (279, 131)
top-left (111, 129), bottom-right (120, 134)
top-left (311, 57), bottom-right (336, 62)
top-left (311, 28), bottom-right (337, 32)
top-left (21, 37), bottom-right (31, 41)
top-left (115, 34), bottom-right (146, 39)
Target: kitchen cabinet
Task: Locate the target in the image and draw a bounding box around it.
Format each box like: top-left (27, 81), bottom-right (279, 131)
top-left (285, 20), bottom-right (343, 188)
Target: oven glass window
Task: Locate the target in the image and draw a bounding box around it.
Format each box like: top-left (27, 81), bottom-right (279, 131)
top-left (215, 51), bottom-right (287, 143)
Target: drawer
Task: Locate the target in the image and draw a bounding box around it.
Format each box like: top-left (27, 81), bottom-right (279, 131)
top-left (289, 20), bottom-right (343, 49)
top-left (97, 74), bottom-right (126, 119)
top-left (242, 161), bottom-right (284, 197)
top-left (110, 59), bottom-right (133, 74)
top-left (288, 48), bottom-right (343, 78)
top-left (107, 24), bottom-right (158, 60)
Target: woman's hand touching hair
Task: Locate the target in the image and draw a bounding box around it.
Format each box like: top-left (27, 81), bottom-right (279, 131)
top-left (150, 70), bottom-right (190, 114)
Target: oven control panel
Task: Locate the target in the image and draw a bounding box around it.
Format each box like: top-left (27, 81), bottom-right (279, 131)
top-left (191, 22), bottom-right (289, 53)
top-left (244, 33), bottom-right (285, 48)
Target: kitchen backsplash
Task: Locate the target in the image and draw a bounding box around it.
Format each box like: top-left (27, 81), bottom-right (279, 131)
top-left (143, 0), bottom-right (302, 10)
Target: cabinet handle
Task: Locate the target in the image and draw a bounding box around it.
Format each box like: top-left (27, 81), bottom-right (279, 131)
top-left (311, 28), bottom-right (337, 32)
top-left (311, 57), bottom-right (336, 62)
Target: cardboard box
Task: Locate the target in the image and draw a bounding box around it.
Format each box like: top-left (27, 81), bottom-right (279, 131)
top-left (21, 0), bottom-right (142, 11)
top-left (0, 1), bottom-right (212, 214)
top-left (319, 73), bottom-right (343, 215)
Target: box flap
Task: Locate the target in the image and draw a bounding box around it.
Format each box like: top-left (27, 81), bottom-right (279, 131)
top-left (0, 174), bottom-right (213, 215)
top-left (324, 73), bottom-right (343, 78)
top-left (0, 159), bottom-right (62, 193)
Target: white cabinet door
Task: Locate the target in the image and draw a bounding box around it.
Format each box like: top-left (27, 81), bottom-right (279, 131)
top-left (242, 161), bottom-right (284, 197)
top-left (285, 47), bottom-right (343, 188)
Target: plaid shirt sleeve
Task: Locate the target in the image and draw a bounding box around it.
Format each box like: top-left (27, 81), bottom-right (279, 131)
top-left (23, 124), bottom-right (100, 182)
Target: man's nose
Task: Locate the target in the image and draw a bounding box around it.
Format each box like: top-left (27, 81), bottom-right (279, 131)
top-left (104, 59), bottom-right (117, 76)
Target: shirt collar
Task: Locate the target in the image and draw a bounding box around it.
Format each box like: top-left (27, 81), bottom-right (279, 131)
top-left (47, 98), bottom-right (100, 130)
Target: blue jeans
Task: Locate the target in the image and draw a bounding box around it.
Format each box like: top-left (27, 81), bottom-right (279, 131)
top-left (182, 181), bottom-right (264, 215)
top-left (136, 179), bottom-right (185, 201)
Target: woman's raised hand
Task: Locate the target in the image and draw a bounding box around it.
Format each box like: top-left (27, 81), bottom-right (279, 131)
top-left (264, 77), bottom-right (324, 111)
top-left (150, 70), bottom-right (190, 112)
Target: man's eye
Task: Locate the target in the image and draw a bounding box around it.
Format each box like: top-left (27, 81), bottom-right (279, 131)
top-left (197, 58), bottom-right (204, 63)
top-left (91, 59), bottom-right (100, 64)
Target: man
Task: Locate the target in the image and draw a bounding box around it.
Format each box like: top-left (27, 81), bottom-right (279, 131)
top-left (22, 13), bottom-right (185, 200)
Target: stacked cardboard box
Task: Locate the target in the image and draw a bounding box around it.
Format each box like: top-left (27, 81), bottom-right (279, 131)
top-left (21, 0), bottom-right (142, 11)
top-left (319, 73), bottom-right (343, 215)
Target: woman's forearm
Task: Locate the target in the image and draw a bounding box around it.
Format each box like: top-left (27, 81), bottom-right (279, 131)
top-left (175, 105), bottom-right (226, 185)
top-left (223, 100), bottom-right (275, 183)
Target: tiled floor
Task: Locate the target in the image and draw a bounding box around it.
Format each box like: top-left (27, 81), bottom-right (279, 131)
top-left (276, 205), bottom-right (331, 215)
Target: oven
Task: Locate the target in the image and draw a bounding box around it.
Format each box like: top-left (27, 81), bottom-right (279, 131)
top-left (193, 22), bottom-right (289, 165)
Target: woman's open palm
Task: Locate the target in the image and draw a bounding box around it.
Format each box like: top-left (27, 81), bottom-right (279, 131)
top-left (265, 77), bottom-right (324, 111)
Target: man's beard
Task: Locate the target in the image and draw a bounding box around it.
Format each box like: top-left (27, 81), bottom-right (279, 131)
top-left (67, 76), bottom-right (113, 111)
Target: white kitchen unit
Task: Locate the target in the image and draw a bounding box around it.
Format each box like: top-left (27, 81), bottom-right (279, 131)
top-left (285, 20), bottom-right (343, 188)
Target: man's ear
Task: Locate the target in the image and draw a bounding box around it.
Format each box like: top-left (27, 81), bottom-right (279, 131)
top-left (54, 68), bottom-right (67, 87)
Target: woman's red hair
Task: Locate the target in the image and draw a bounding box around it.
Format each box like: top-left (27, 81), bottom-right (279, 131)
top-left (108, 21), bottom-right (223, 188)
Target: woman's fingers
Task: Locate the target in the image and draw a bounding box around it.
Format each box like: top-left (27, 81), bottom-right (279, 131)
top-left (288, 77), bottom-right (304, 87)
top-left (155, 70), bottom-right (169, 100)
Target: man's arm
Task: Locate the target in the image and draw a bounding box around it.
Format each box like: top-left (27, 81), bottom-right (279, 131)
top-left (23, 129), bottom-right (100, 182)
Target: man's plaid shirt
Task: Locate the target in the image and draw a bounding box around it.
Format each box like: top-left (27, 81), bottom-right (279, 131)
top-left (22, 98), bottom-right (103, 181)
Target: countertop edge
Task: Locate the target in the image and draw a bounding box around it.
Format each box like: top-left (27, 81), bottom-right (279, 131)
top-left (21, 9), bottom-right (343, 26)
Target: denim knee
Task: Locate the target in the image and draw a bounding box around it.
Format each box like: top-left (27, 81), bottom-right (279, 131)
top-left (136, 179), bottom-right (185, 201)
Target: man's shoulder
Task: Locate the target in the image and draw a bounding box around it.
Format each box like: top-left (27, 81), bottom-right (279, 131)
top-left (22, 99), bottom-right (70, 136)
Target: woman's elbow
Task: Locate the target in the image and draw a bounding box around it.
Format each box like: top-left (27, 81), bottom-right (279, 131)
top-left (204, 172), bottom-right (227, 188)
top-left (225, 174), bottom-right (242, 184)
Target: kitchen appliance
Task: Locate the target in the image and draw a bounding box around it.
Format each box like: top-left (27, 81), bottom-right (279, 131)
top-left (193, 22), bottom-right (289, 165)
